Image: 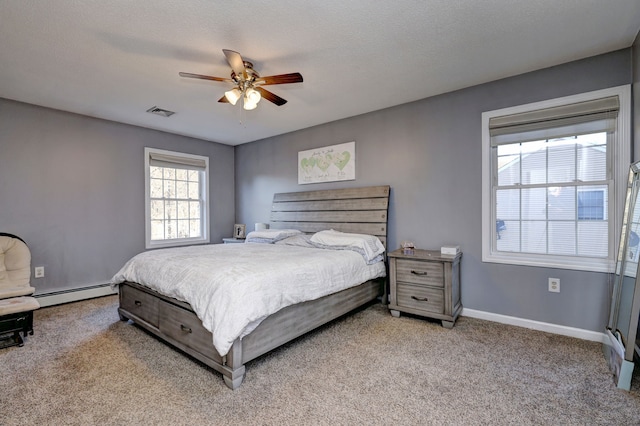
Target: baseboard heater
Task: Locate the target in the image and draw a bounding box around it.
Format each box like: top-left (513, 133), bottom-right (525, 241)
top-left (35, 283), bottom-right (117, 308)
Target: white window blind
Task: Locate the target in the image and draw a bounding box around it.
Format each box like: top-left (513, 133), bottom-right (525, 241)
top-left (489, 96), bottom-right (619, 141)
top-left (148, 151), bottom-right (207, 170)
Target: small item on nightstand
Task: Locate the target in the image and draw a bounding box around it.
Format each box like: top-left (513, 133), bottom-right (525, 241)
top-left (440, 245), bottom-right (459, 256)
top-left (233, 224), bottom-right (246, 239)
top-left (400, 241), bottom-right (415, 255)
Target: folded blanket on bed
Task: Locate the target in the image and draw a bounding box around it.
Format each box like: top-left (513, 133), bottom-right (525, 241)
top-left (245, 228), bottom-right (302, 243)
top-left (111, 243), bottom-right (385, 356)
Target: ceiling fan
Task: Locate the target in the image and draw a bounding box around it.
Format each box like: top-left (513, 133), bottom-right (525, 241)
top-left (179, 49), bottom-right (303, 111)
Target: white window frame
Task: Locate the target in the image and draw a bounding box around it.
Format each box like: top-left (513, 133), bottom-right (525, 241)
top-left (144, 147), bottom-right (210, 249)
top-left (482, 85), bottom-right (631, 272)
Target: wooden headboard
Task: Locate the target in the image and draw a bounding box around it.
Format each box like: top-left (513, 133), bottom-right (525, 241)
top-left (269, 185), bottom-right (390, 247)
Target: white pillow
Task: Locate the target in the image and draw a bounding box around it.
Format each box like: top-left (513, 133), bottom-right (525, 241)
top-left (310, 230), bottom-right (385, 264)
top-left (245, 228), bottom-right (302, 244)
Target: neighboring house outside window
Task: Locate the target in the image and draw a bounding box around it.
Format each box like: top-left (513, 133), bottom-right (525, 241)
top-left (482, 86), bottom-right (631, 272)
top-left (577, 189), bottom-right (605, 221)
top-left (144, 147), bottom-right (210, 249)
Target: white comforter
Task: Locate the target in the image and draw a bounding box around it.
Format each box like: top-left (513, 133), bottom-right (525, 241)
top-left (111, 243), bottom-right (386, 356)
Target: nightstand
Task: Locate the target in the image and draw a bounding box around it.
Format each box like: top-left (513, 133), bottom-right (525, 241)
top-left (388, 248), bottom-right (462, 328)
top-left (222, 238), bottom-right (245, 244)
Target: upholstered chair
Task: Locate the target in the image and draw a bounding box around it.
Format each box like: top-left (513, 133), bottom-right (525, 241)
top-left (0, 233), bottom-right (40, 348)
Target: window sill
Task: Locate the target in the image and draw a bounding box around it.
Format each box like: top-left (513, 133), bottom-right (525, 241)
top-left (482, 251), bottom-right (614, 273)
top-left (146, 237), bottom-right (210, 250)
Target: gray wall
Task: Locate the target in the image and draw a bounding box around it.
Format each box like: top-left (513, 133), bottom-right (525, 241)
top-left (235, 49), bottom-right (633, 332)
top-left (0, 99), bottom-right (235, 294)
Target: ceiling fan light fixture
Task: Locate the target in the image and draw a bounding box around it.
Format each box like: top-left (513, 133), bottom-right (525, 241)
top-left (243, 88), bottom-right (261, 110)
top-left (224, 88), bottom-right (242, 105)
top-left (243, 99), bottom-right (258, 110)
top-left (246, 87), bottom-right (261, 104)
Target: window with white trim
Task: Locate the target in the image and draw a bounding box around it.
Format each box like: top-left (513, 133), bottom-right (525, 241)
top-left (145, 147), bottom-right (210, 249)
top-left (482, 86), bottom-right (631, 272)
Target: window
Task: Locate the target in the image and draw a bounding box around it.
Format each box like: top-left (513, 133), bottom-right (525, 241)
top-left (145, 147), bottom-right (209, 249)
top-left (577, 189), bottom-right (605, 221)
top-left (482, 86), bottom-right (631, 272)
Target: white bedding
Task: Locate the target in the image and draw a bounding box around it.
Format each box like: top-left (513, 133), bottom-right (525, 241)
top-left (111, 243), bottom-right (386, 356)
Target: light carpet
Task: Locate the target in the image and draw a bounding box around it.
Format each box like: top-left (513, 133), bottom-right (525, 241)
top-left (1, 295), bottom-right (638, 425)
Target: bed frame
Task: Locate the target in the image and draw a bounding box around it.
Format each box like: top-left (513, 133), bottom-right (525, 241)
top-left (118, 185), bottom-right (390, 389)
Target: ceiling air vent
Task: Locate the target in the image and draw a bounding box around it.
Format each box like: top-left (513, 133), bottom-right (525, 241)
top-left (146, 106), bottom-right (175, 117)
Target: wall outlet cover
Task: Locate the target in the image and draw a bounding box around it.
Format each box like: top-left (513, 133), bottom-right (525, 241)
top-left (34, 266), bottom-right (45, 278)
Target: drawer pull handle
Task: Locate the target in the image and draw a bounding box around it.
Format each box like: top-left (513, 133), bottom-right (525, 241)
top-left (411, 296), bottom-right (429, 302)
top-left (134, 300), bottom-right (142, 306)
top-left (410, 270), bottom-right (428, 276)
top-left (180, 325), bottom-right (192, 333)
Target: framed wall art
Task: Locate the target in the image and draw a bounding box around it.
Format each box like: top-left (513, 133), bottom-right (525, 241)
top-left (298, 141), bottom-right (355, 184)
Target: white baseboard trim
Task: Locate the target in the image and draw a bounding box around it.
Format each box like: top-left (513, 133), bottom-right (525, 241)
top-left (35, 284), bottom-right (118, 308)
top-left (461, 308), bottom-right (607, 343)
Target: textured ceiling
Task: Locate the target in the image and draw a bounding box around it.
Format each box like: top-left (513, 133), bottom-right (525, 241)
top-left (0, 1), bottom-right (639, 146)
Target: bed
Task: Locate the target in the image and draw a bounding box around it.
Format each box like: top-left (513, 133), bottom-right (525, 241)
top-left (113, 185), bottom-right (390, 389)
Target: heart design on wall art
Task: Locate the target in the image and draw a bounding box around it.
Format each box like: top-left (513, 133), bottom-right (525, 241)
top-left (300, 157), bottom-right (316, 173)
top-left (332, 151), bottom-right (350, 170)
top-left (316, 154), bottom-right (331, 171)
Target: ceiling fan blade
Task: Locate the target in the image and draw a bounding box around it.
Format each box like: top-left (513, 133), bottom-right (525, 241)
top-left (222, 49), bottom-right (246, 78)
top-left (256, 72), bottom-right (303, 85)
top-left (255, 87), bottom-right (287, 106)
top-left (218, 95), bottom-right (229, 103)
top-left (179, 72), bottom-right (231, 83)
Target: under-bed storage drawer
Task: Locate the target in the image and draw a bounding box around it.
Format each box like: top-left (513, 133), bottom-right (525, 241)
top-left (158, 302), bottom-right (223, 364)
top-left (120, 284), bottom-right (159, 327)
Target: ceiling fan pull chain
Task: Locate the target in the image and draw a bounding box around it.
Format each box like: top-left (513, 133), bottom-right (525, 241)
top-left (237, 101), bottom-right (246, 126)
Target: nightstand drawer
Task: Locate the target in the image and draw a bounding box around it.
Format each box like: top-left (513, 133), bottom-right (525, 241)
top-left (396, 259), bottom-right (444, 287)
top-left (396, 283), bottom-right (444, 314)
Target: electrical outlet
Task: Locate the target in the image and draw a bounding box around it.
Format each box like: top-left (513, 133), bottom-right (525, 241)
top-left (34, 266), bottom-right (45, 278)
top-left (548, 277), bottom-right (560, 293)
